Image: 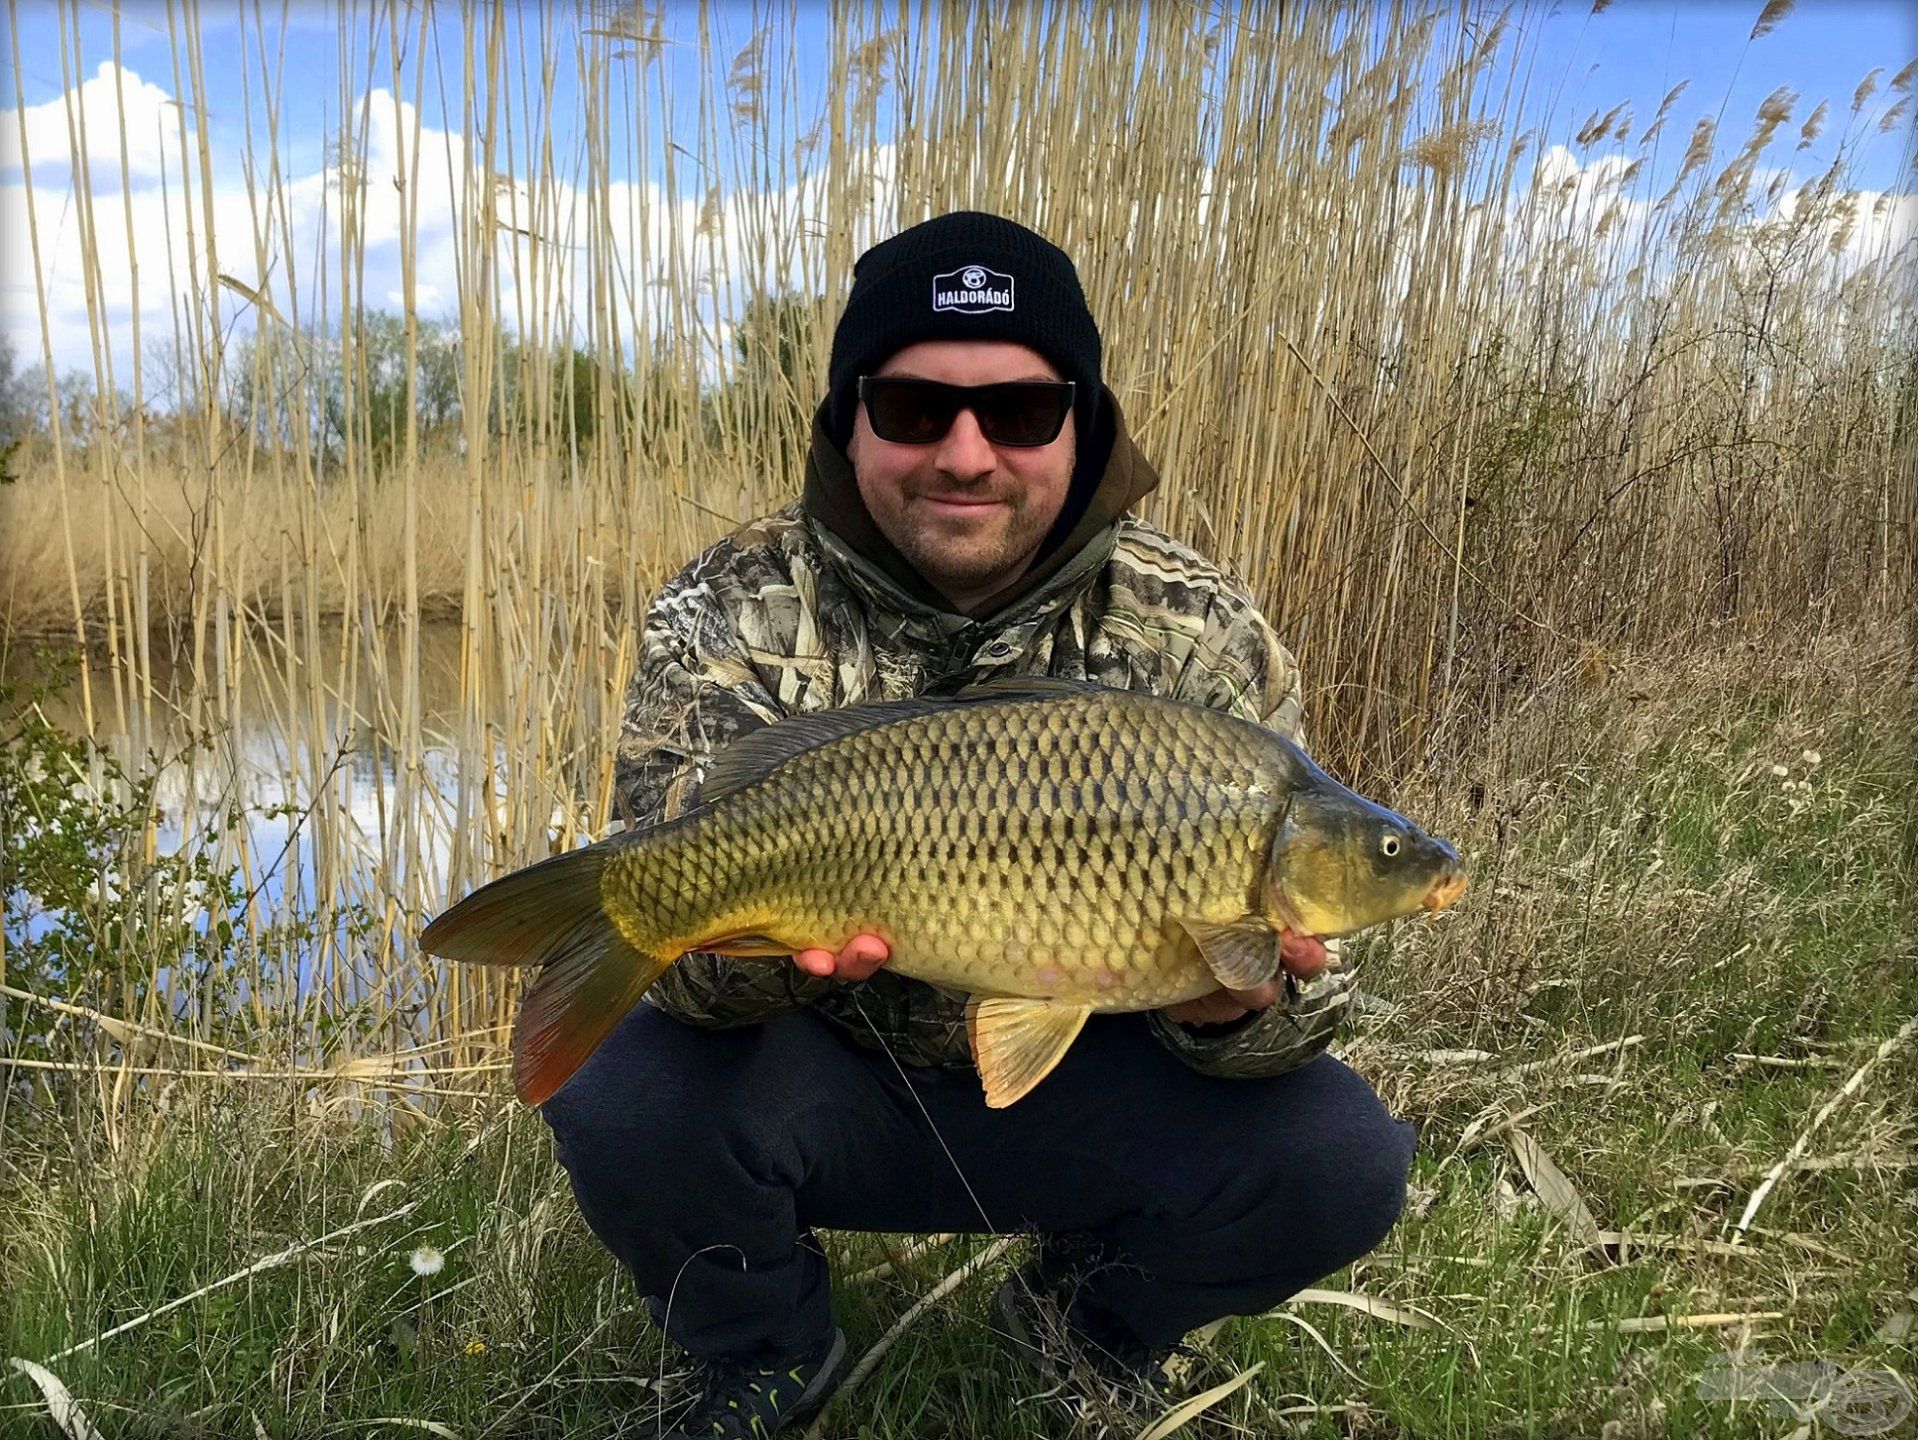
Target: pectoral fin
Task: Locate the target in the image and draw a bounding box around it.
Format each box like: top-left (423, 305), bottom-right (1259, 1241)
top-left (1172, 916), bottom-right (1285, 991)
top-left (964, 998), bottom-right (1091, 1108)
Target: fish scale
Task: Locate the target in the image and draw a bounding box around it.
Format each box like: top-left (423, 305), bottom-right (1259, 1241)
top-left (605, 691), bottom-right (1276, 1011)
top-left (421, 677), bottom-right (1467, 1108)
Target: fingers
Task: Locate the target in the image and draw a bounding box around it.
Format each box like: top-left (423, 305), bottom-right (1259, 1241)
top-left (1279, 930), bottom-right (1329, 979)
top-left (836, 933), bottom-right (890, 981)
top-left (1163, 992), bottom-right (1252, 1025)
top-left (1166, 977), bottom-right (1279, 1025)
top-left (792, 935), bottom-right (890, 981)
top-left (1166, 932), bottom-right (1328, 1023)
top-left (793, 947), bottom-right (838, 978)
top-left (1222, 978), bottom-right (1283, 1012)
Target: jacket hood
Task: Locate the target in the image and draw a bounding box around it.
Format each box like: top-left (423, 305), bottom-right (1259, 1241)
top-left (799, 383), bottom-right (1161, 621)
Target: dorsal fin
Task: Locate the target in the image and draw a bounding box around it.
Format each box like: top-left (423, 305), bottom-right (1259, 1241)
top-left (695, 677), bottom-right (1114, 804)
top-left (948, 674), bottom-right (1108, 702)
top-left (697, 705), bottom-right (917, 802)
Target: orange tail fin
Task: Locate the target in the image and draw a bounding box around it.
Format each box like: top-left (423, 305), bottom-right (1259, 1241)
top-left (420, 844), bottom-right (673, 1106)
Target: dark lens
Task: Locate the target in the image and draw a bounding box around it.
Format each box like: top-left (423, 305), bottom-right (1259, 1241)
top-left (860, 378), bottom-right (959, 444)
top-left (973, 381), bottom-right (1075, 447)
top-left (857, 377), bottom-right (1074, 446)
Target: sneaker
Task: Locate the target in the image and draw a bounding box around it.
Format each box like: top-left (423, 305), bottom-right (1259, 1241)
top-left (994, 1260), bottom-right (1182, 1407)
top-left (663, 1327), bottom-right (849, 1439)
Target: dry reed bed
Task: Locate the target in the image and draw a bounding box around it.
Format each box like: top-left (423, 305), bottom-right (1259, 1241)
top-left (0, 0), bottom-right (1913, 1172)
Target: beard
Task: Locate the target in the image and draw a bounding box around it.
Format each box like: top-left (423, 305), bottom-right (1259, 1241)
top-left (849, 424), bottom-right (1078, 609)
top-left (891, 490), bottom-right (1056, 597)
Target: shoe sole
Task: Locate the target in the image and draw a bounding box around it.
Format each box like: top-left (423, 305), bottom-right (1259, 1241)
top-left (788, 1328), bottom-right (850, 1423)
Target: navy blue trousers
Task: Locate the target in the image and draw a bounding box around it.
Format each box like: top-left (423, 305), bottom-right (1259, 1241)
top-left (542, 1002), bottom-right (1414, 1361)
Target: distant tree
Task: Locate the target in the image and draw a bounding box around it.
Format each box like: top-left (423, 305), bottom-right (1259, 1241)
top-left (325, 311), bottom-right (462, 471)
top-left (0, 335), bottom-right (34, 445)
top-left (733, 291), bottom-right (821, 403)
top-left (219, 311), bottom-right (464, 474)
top-left (0, 336), bottom-right (24, 481)
top-left (490, 338), bottom-right (645, 453)
top-left (708, 290), bottom-right (826, 453)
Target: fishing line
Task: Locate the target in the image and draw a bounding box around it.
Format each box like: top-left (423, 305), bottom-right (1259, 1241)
top-left (652, 1242), bottom-right (746, 1437)
top-left (848, 996), bottom-right (1061, 1369)
top-left (850, 993), bottom-right (998, 1237)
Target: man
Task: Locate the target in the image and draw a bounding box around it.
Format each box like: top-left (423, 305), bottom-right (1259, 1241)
top-left (543, 211), bottom-right (1415, 1439)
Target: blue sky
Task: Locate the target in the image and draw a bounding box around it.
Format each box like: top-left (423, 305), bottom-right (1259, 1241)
top-left (3, 1), bottom-right (1913, 382)
top-left (6, 1), bottom-right (840, 197)
top-left (12, 1), bottom-right (1910, 185)
top-left (1518, 0), bottom-right (1915, 191)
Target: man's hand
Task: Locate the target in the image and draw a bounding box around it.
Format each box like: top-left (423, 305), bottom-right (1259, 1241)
top-left (793, 933), bottom-right (891, 981)
top-left (1161, 930), bottom-right (1329, 1026)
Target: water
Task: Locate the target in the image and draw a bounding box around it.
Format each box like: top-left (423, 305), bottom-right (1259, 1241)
top-left (5, 623), bottom-right (604, 1005)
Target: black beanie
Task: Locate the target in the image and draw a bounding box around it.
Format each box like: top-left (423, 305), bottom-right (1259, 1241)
top-left (826, 211), bottom-right (1103, 449)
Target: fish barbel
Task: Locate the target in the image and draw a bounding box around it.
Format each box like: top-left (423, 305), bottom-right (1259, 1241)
top-left (421, 677), bottom-right (1466, 1108)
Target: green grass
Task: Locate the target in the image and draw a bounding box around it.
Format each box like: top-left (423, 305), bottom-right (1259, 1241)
top-left (3, 628), bottom-right (1914, 1439)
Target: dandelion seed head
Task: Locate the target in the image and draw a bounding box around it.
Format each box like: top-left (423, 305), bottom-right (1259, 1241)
top-left (409, 1245), bottom-right (445, 1277)
top-left (1801, 749), bottom-right (1821, 767)
top-left (1770, 763), bottom-right (1790, 778)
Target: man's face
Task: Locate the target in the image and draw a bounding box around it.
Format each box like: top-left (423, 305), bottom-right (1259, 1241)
top-left (847, 339), bottom-right (1076, 614)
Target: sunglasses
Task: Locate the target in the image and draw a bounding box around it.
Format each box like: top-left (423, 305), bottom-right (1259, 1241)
top-left (857, 376), bottom-right (1076, 448)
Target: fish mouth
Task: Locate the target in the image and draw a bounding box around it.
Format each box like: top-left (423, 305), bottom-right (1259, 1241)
top-left (1422, 868), bottom-right (1469, 913)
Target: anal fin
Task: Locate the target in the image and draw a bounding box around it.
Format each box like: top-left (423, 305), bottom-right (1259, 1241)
top-left (696, 930), bottom-right (794, 957)
top-left (964, 998), bottom-right (1091, 1108)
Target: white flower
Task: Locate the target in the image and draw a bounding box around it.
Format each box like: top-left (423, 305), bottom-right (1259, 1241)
top-left (1801, 750), bottom-right (1821, 768)
top-left (1769, 763), bottom-right (1790, 779)
top-left (409, 1245), bottom-right (445, 1277)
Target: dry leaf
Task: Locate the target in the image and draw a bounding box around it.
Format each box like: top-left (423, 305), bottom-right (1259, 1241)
top-left (216, 273), bottom-right (289, 330)
top-left (1507, 1127), bottom-right (1602, 1247)
top-left (7, 1359), bottom-right (103, 1440)
top-left (1596, 1230), bottom-right (1752, 1260)
top-left (1134, 1362), bottom-right (1264, 1440)
top-left (1289, 1287), bottom-right (1436, 1329)
top-left (1594, 1310), bottom-right (1786, 1333)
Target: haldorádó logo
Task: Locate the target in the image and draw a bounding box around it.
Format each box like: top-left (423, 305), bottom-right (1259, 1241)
top-left (932, 264), bottom-right (1014, 315)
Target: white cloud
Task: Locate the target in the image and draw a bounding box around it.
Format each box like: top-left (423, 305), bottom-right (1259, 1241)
top-left (1505, 142), bottom-right (1915, 294)
top-left (1, 62), bottom-right (904, 388)
top-left (0, 60), bottom-right (184, 186)
top-left (17, 54), bottom-right (1896, 400)
top-left (1773, 182), bottom-right (1917, 267)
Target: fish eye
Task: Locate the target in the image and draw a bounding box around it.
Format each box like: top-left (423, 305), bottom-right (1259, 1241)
top-left (1380, 832), bottom-right (1402, 858)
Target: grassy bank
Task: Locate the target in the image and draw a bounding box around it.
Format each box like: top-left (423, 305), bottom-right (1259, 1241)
top-left (4, 624), bottom-right (1911, 1438)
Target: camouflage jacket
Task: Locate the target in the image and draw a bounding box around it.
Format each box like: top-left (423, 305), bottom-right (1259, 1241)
top-left (613, 397), bottom-right (1352, 1078)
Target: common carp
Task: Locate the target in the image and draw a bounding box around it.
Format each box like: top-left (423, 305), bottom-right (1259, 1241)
top-left (421, 677), bottom-right (1466, 1108)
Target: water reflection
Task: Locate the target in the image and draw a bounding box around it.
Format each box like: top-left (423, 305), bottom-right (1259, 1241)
top-left (5, 623), bottom-right (601, 948)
